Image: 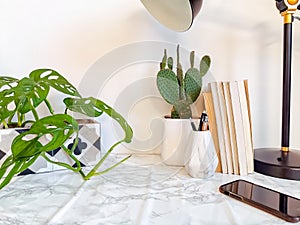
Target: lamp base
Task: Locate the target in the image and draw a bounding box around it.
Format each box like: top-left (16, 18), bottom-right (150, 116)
top-left (254, 148), bottom-right (300, 180)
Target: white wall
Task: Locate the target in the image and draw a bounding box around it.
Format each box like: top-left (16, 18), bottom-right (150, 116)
top-left (1, 0), bottom-right (300, 152)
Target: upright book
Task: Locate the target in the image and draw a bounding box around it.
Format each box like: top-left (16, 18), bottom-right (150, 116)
top-left (216, 82), bottom-right (233, 174)
top-left (237, 80), bottom-right (254, 173)
top-left (228, 81), bottom-right (248, 175)
top-left (207, 79), bottom-right (253, 175)
top-left (203, 92), bottom-right (222, 173)
top-left (223, 82), bottom-right (240, 175)
top-left (210, 82), bottom-right (228, 174)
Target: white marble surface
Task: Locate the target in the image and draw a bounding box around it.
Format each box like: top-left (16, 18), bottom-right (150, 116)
top-left (0, 155), bottom-right (299, 225)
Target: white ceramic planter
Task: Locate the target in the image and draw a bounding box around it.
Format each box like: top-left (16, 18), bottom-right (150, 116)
top-left (184, 130), bottom-right (218, 178)
top-left (161, 117), bottom-right (197, 166)
top-left (0, 119), bottom-right (101, 176)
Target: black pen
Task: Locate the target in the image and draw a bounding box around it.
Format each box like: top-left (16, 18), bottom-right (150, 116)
top-left (199, 111), bottom-right (209, 131)
top-left (189, 118), bottom-right (197, 131)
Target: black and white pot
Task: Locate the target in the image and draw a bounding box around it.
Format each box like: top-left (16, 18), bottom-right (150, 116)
top-left (0, 119), bottom-right (101, 176)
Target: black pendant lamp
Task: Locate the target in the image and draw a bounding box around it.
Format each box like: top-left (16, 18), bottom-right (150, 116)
top-left (141, 0), bottom-right (300, 180)
top-left (141, 0), bottom-right (203, 32)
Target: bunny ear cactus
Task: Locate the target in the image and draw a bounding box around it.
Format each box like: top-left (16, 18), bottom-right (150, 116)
top-left (157, 45), bottom-right (211, 118)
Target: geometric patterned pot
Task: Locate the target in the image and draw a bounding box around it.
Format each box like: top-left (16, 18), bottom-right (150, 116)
top-left (0, 119), bottom-right (101, 176)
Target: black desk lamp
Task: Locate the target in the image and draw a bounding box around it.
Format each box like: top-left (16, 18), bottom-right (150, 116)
top-left (141, 0), bottom-right (300, 180)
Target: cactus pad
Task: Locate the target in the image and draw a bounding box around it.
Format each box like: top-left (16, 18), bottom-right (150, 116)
top-left (157, 69), bottom-right (180, 105)
top-left (156, 45), bottom-right (211, 118)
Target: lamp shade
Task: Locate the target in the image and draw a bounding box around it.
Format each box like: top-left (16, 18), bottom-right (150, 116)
top-left (141, 0), bottom-right (203, 32)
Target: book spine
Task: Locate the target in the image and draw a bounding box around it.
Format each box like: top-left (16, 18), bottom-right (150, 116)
top-left (210, 82), bottom-right (228, 174)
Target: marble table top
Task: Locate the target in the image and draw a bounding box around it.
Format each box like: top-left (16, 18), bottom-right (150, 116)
top-left (0, 155), bottom-right (299, 225)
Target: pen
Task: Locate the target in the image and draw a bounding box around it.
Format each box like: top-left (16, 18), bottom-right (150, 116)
top-left (189, 118), bottom-right (197, 131)
top-left (199, 111), bottom-right (209, 131)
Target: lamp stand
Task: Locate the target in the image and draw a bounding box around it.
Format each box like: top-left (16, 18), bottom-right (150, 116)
top-left (254, 0), bottom-right (300, 180)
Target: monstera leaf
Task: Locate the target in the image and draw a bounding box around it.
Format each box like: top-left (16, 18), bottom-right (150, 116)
top-left (14, 77), bottom-right (50, 114)
top-left (0, 76), bottom-right (18, 89)
top-left (0, 77), bottom-right (19, 122)
top-left (0, 69), bottom-right (81, 124)
top-left (0, 154), bottom-right (40, 190)
top-left (15, 69), bottom-right (81, 114)
top-left (0, 91), bottom-right (15, 122)
top-left (11, 114), bottom-right (78, 159)
top-left (0, 114), bottom-right (79, 190)
top-left (63, 96), bottom-right (133, 179)
top-left (0, 69), bottom-right (133, 190)
top-left (64, 97), bottom-right (133, 143)
top-left (29, 69), bottom-right (80, 97)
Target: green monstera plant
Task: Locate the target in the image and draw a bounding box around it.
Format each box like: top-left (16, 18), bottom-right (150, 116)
top-left (0, 68), bottom-right (133, 189)
top-left (157, 45), bottom-right (211, 118)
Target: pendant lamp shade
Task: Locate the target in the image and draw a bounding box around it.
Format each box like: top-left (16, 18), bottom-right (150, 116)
top-left (141, 0), bottom-right (203, 31)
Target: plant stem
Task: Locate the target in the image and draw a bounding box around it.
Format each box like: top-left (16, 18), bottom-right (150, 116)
top-left (85, 140), bottom-right (122, 180)
top-left (41, 152), bottom-right (85, 178)
top-left (2, 120), bottom-right (8, 129)
top-left (21, 114), bottom-right (25, 124)
top-left (31, 108), bottom-right (39, 121)
top-left (61, 144), bottom-right (86, 179)
top-left (93, 155), bottom-right (131, 176)
top-left (17, 112), bottom-right (22, 127)
top-left (44, 99), bottom-right (54, 115)
top-left (7, 114), bottom-right (13, 125)
top-left (60, 139), bottom-right (86, 179)
top-left (0, 161), bottom-right (23, 190)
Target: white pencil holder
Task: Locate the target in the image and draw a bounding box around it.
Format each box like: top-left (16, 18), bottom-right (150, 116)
top-left (184, 130), bottom-right (218, 178)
